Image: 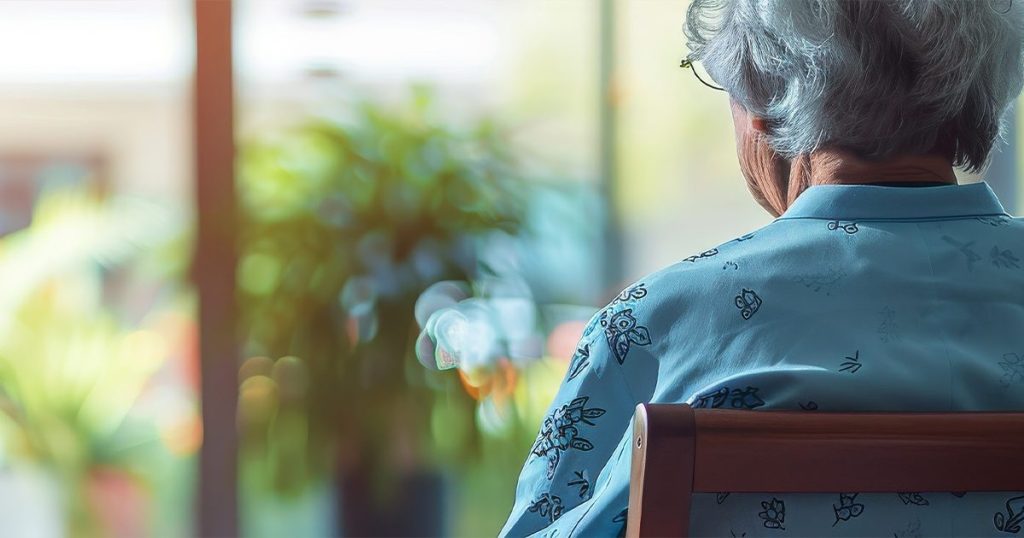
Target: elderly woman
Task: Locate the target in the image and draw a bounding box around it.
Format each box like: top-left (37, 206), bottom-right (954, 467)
top-left (493, 0), bottom-right (1024, 536)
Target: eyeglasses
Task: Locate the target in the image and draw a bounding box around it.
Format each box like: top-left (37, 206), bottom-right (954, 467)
top-left (680, 58), bottom-right (725, 92)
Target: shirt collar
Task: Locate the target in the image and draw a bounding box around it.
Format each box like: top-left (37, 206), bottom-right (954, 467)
top-left (779, 181), bottom-right (1009, 221)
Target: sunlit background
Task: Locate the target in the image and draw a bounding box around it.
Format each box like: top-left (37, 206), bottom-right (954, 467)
top-left (0, 1), bottom-right (1018, 537)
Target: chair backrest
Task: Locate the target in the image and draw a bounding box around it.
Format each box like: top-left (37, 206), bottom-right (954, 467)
top-left (625, 403), bottom-right (1024, 537)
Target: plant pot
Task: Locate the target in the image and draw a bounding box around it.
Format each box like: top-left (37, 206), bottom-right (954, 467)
top-left (337, 468), bottom-right (447, 537)
top-left (86, 467), bottom-right (148, 538)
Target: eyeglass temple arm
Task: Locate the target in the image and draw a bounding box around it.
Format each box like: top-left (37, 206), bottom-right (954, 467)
top-left (680, 58), bottom-right (726, 92)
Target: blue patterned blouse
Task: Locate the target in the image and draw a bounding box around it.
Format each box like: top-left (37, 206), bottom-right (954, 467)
top-left (500, 182), bottom-right (1024, 537)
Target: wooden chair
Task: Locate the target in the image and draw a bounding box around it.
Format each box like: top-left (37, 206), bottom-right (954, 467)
top-left (626, 403), bottom-right (1024, 537)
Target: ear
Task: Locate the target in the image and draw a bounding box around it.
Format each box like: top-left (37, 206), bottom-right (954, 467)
top-left (751, 116), bottom-right (770, 134)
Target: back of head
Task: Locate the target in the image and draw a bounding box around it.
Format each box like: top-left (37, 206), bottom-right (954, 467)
top-left (685, 0), bottom-right (1024, 172)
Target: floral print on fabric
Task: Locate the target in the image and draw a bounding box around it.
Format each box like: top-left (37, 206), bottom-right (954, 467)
top-left (613, 509), bottom-right (628, 538)
top-left (898, 492), bottom-right (929, 506)
top-left (833, 493), bottom-right (866, 526)
top-left (568, 470), bottom-right (591, 500)
top-left (991, 246), bottom-right (1021, 269)
top-left (580, 283), bottom-right (650, 357)
top-left (759, 497), bottom-right (786, 530)
top-left (612, 282), bottom-right (648, 305)
top-left (827, 220), bottom-right (860, 234)
top-left (839, 351), bottom-right (863, 374)
top-left (994, 495), bottom-right (1024, 534)
top-left (528, 493), bottom-right (564, 523)
top-left (735, 289), bottom-right (763, 320)
top-left (942, 236), bottom-right (982, 271)
top-left (692, 386), bottom-right (765, 410)
top-left (878, 306), bottom-right (900, 343)
top-left (683, 248), bottom-right (719, 263)
top-left (566, 345), bottom-right (591, 381)
top-left (600, 308), bottom-right (651, 365)
top-left (794, 270), bottom-right (846, 296)
top-left (531, 397), bottom-right (606, 479)
top-left (1000, 353), bottom-right (1024, 387)
top-left (893, 518), bottom-right (922, 538)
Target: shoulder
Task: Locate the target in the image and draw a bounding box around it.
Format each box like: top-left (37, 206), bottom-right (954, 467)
top-left (579, 223), bottom-right (783, 348)
top-left (567, 225), bottom-right (784, 397)
top-left (630, 223), bottom-right (785, 314)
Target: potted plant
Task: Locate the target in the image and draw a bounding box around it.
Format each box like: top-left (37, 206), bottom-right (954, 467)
top-left (0, 186), bottom-right (180, 537)
top-left (237, 87), bottom-right (529, 535)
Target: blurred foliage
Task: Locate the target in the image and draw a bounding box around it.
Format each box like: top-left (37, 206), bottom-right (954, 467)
top-left (237, 88), bottom-right (530, 494)
top-left (0, 186), bottom-right (181, 536)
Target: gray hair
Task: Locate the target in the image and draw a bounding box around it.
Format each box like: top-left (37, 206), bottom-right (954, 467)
top-left (685, 0), bottom-right (1024, 172)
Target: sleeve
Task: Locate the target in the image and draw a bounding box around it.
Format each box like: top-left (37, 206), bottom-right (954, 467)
top-left (500, 283), bottom-right (658, 537)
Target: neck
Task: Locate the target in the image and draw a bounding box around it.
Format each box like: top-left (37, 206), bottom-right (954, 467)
top-left (781, 148), bottom-right (956, 209)
top-left (804, 147), bottom-right (957, 186)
